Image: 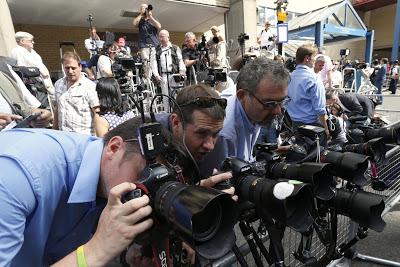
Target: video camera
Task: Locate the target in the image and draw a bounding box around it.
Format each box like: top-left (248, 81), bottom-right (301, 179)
top-left (196, 68), bottom-right (227, 87)
top-left (197, 34), bottom-right (208, 52)
top-left (112, 57), bottom-right (143, 94)
top-left (122, 122), bottom-right (238, 263)
top-left (238, 33), bottom-right (249, 46)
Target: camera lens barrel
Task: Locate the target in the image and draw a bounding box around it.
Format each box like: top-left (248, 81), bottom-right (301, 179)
top-left (322, 151), bottom-right (369, 186)
top-left (237, 175), bottom-right (314, 232)
top-left (332, 189), bottom-right (386, 232)
top-left (154, 181), bottom-right (238, 259)
top-left (269, 162), bottom-right (335, 201)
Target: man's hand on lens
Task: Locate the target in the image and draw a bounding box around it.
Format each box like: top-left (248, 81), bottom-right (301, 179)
top-left (200, 170), bottom-right (238, 201)
top-left (85, 182), bottom-right (153, 264)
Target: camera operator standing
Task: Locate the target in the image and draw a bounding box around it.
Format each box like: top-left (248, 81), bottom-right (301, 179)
top-left (151, 29), bottom-right (186, 111)
top-left (132, 3), bottom-right (161, 78)
top-left (257, 21), bottom-right (277, 58)
top-left (182, 32), bottom-right (207, 85)
top-left (97, 42), bottom-right (120, 79)
top-left (207, 26), bottom-right (227, 68)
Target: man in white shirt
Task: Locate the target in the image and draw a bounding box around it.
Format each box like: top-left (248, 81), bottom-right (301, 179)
top-left (316, 47), bottom-right (333, 88)
top-left (84, 27), bottom-right (102, 58)
top-left (152, 29), bottom-right (186, 111)
top-left (257, 21), bottom-right (277, 58)
top-left (53, 52), bottom-right (99, 135)
top-left (11, 31), bottom-right (55, 100)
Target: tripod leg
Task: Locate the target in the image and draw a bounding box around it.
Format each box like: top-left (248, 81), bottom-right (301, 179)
top-left (232, 244), bottom-right (250, 267)
top-left (238, 220), bottom-right (264, 267)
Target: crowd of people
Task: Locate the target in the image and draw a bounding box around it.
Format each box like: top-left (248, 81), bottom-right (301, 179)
top-left (0, 3), bottom-right (398, 266)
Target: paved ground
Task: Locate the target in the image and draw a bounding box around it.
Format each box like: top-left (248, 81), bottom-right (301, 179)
top-left (351, 203), bottom-right (400, 267)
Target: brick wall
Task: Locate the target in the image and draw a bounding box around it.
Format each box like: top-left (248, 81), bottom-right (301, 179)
top-left (14, 23), bottom-right (197, 73)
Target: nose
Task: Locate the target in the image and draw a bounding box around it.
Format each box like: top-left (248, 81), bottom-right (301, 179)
top-left (202, 136), bottom-right (215, 152)
top-left (272, 104), bottom-right (283, 115)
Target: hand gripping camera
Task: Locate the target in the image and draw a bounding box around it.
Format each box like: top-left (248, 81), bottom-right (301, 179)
top-left (122, 122), bottom-right (238, 265)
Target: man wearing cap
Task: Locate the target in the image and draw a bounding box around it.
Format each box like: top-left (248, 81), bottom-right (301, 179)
top-left (257, 21), bottom-right (277, 58)
top-left (11, 31), bottom-right (55, 101)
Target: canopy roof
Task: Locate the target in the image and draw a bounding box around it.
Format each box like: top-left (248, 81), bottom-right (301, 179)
top-left (288, 0), bottom-right (368, 43)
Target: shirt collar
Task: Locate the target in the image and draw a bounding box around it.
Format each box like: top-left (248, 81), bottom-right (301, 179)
top-left (63, 74), bottom-right (85, 89)
top-left (236, 97), bottom-right (257, 132)
top-left (68, 138), bottom-right (103, 203)
top-left (162, 42), bottom-right (172, 49)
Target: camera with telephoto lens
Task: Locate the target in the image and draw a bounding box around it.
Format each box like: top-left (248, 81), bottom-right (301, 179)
top-left (287, 125), bottom-right (371, 186)
top-left (238, 33), bottom-right (249, 45)
top-left (122, 122), bottom-right (238, 261)
top-left (254, 143), bottom-right (335, 201)
top-left (221, 157), bottom-right (315, 232)
top-left (147, 4), bottom-right (153, 11)
top-left (112, 57), bottom-right (143, 94)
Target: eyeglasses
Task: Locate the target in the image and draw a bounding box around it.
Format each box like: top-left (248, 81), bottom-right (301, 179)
top-left (179, 96), bottom-right (227, 109)
top-left (245, 90), bottom-right (291, 109)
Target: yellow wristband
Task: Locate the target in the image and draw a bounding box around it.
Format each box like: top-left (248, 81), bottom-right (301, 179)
top-left (77, 245), bottom-right (88, 267)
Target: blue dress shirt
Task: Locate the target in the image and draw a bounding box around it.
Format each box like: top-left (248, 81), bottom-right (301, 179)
top-left (0, 128), bottom-right (105, 266)
top-left (199, 96), bottom-right (260, 176)
top-left (287, 64), bottom-right (326, 124)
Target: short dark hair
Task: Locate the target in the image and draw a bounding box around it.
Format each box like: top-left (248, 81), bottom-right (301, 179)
top-left (236, 57), bottom-right (290, 94)
top-left (173, 84), bottom-right (225, 124)
top-left (62, 51), bottom-right (81, 65)
top-left (296, 44), bottom-right (317, 64)
top-left (96, 77), bottom-right (127, 115)
top-left (103, 116), bottom-right (144, 159)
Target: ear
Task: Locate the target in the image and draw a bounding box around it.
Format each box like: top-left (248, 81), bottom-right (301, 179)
top-left (103, 136), bottom-right (124, 160)
top-left (236, 88), bottom-right (247, 101)
top-left (170, 113), bottom-right (182, 136)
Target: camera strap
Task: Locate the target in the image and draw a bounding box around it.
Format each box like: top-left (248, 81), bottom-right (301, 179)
top-left (152, 237), bottom-right (171, 267)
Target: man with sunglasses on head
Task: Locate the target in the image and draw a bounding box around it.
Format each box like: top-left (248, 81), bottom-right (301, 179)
top-left (199, 57), bottom-right (290, 175)
top-left (53, 51), bottom-right (99, 135)
top-left (286, 44), bottom-right (330, 139)
top-left (155, 84), bottom-right (233, 185)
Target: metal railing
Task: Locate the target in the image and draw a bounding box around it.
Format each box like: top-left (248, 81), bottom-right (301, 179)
top-left (212, 143), bottom-right (400, 267)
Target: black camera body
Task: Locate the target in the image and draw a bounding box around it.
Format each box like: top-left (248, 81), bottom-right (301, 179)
top-left (122, 122), bottom-right (238, 260)
top-left (112, 57), bottom-right (142, 94)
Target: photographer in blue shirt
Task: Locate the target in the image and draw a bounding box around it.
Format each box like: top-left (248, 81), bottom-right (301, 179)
top-left (0, 120), bottom-right (153, 266)
top-left (286, 44), bottom-right (330, 138)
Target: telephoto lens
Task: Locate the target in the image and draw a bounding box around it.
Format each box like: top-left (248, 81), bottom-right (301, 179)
top-left (364, 126), bottom-right (400, 144)
top-left (332, 188), bottom-right (386, 232)
top-left (342, 137), bottom-right (387, 164)
top-left (321, 150), bottom-right (370, 186)
top-left (268, 162), bottom-right (335, 201)
top-left (237, 175), bottom-right (314, 232)
top-left (222, 157), bottom-right (315, 232)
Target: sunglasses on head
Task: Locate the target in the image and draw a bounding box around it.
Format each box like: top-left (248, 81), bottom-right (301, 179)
top-left (245, 90), bottom-right (291, 109)
top-left (179, 96), bottom-right (227, 109)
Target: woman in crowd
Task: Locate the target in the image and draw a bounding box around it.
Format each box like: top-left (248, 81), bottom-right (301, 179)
top-left (94, 77), bottom-right (135, 137)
